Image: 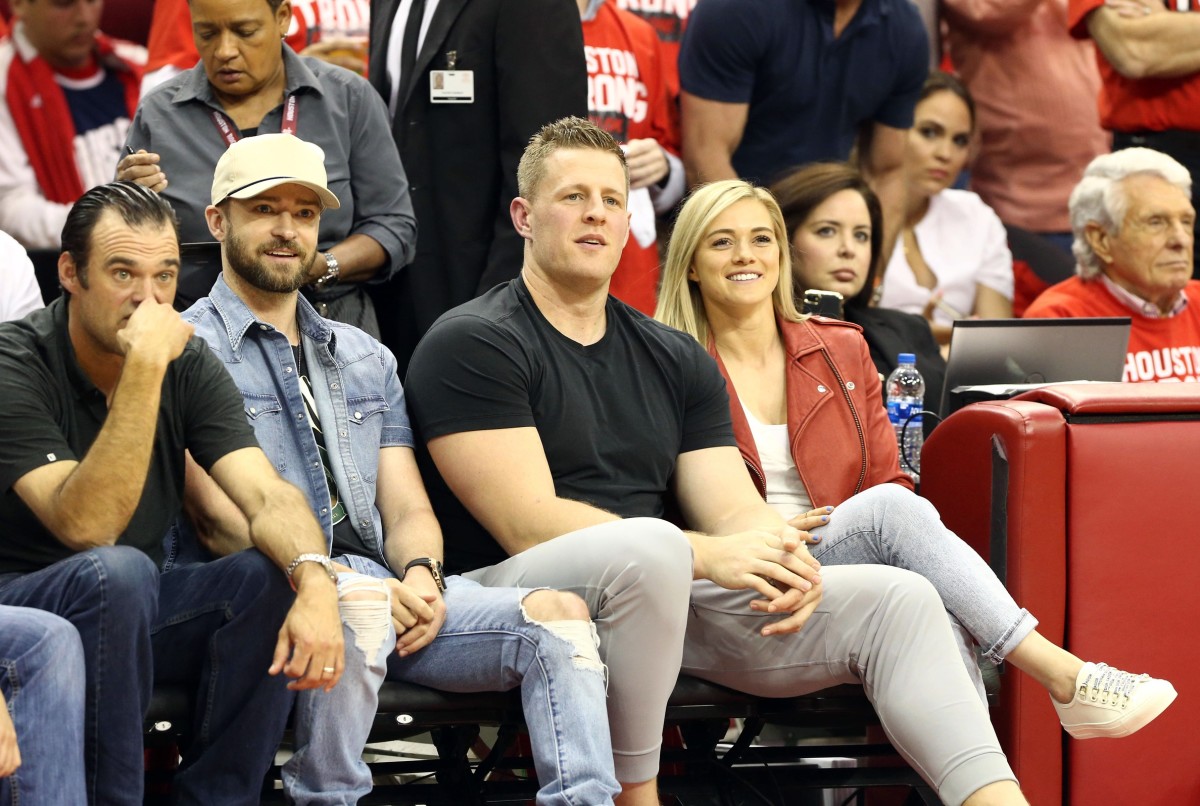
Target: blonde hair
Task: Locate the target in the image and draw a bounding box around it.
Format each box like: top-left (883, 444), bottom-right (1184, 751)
top-left (517, 116), bottom-right (628, 200)
top-left (655, 180), bottom-right (802, 346)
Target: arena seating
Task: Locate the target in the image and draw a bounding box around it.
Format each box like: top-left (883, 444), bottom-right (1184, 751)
top-left (144, 676), bottom-right (940, 804)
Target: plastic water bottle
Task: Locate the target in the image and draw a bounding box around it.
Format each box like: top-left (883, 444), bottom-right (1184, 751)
top-left (886, 353), bottom-right (925, 482)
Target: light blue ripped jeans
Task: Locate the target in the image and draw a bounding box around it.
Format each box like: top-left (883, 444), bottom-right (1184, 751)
top-left (808, 483), bottom-right (1039, 698)
top-left (282, 564), bottom-right (394, 806)
top-left (294, 554), bottom-right (620, 806)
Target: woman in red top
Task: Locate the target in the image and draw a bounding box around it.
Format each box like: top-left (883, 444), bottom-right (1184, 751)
top-left (655, 178), bottom-right (1175, 742)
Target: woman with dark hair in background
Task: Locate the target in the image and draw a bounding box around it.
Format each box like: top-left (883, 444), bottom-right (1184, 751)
top-left (875, 71), bottom-right (1013, 346)
top-left (770, 162), bottom-right (945, 417)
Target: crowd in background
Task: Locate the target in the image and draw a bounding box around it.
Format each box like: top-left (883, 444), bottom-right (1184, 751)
top-left (0, 0), bottom-right (1197, 803)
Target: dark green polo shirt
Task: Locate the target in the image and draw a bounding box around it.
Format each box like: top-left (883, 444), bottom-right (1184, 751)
top-left (0, 297), bottom-right (260, 574)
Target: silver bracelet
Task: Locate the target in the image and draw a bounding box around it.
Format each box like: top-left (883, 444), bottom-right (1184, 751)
top-left (285, 553), bottom-right (337, 586)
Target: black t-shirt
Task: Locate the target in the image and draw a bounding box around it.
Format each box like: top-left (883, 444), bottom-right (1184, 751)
top-left (0, 298), bottom-right (261, 574)
top-left (406, 278), bottom-right (734, 574)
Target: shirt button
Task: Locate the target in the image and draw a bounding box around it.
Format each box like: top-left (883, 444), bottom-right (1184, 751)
top-left (285, 367), bottom-right (293, 374)
top-left (817, 385), bottom-right (827, 393)
top-left (249, 407), bottom-right (257, 414)
top-left (259, 324), bottom-right (269, 330)
top-left (313, 461), bottom-right (320, 468)
top-left (350, 473), bottom-right (358, 480)
top-left (846, 381), bottom-right (856, 390)
top-left (354, 411), bottom-right (363, 420)
top-left (339, 430), bottom-right (348, 437)
top-left (296, 413), bottom-right (304, 420)
top-left (320, 507), bottom-right (328, 515)
top-left (330, 382), bottom-right (339, 390)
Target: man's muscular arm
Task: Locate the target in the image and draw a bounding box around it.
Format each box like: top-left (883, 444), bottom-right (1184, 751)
top-left (681, 93), bottom-right (748, 187)
top-left (428, 426), bottom-right (621, 556)
top-left (672, 445), bottom-right (824, 634)
top-left (378, 446), bottom-right (445, 657)
top-left (12, 299), bottom-right (193, 549)
top-left (1086, 4), bottom-right (1200, 79)
top-left (429, 428), bottom-right (820, 622)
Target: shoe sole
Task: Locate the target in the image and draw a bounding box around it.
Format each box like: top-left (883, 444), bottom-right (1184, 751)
top-left (1062, 685), bottom-right (1178, 739)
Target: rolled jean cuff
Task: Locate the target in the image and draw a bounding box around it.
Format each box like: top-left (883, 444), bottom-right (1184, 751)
top-left (980, 609), bottom-right (1038, 666)
top-left (939, 750), bottom-right (1017, 806)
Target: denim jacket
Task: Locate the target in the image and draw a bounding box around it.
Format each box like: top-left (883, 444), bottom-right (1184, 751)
top-left (179, 275), bottom-right (413, 571)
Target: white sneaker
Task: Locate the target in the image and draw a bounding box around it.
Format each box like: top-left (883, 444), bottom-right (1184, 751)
top-left (1053, 662), bottom-right (1177, 739)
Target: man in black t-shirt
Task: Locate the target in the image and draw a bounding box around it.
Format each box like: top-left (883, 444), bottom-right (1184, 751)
top-left (407, 118), bottom-right (1024, 805)
top-left (0, 183), bottom-right (343, 805)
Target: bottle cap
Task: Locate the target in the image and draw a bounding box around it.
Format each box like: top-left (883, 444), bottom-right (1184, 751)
top-left (898, 353), bottom-right (916, 364)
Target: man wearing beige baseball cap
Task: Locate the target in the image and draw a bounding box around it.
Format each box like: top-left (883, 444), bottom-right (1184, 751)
top-left (182, 134), bottom-right (621, 804)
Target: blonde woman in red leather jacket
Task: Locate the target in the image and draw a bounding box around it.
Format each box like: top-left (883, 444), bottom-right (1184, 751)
top-left (655, 179), bottom-right (1175, 743)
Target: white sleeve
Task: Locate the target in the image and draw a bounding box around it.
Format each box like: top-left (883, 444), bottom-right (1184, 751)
top-left (0, 230), bottom-right (45, 322)
top-left (648, 150), bottom-right (686, 216)
top-left (0, 47), bottom-right (72, 250)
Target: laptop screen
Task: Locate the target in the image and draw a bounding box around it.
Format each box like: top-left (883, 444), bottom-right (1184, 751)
top-left (939, 317), bottom-right (1132, 416)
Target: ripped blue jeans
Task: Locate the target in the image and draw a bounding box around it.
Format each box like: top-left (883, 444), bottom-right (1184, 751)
top-left (297, 554), bottom-right (619, 806)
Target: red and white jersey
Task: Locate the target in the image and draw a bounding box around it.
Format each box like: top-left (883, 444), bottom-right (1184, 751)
top-left (584, 1), bottom-right (679, 314)
top-left (615, 0), bottom-right (697, 99)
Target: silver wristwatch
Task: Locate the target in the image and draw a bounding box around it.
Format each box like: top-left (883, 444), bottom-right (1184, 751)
top-left (285, 553), bottom-right (338, 587)
top-left (312, 251), bottom-right (340, 290)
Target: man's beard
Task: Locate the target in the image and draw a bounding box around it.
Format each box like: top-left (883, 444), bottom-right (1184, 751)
top-left (226, 229), bottom-right (317, 294)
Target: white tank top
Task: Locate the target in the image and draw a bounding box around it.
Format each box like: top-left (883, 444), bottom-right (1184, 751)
top-left (741, 402), bottom-right (813, 519)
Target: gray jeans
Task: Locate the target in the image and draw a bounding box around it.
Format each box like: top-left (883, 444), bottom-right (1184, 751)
top-left (684, 565), bottom-right (1015, 806)
top-left (467, 509), bottom-right (1019, 802)
top-left (465, 519), bottom-right (694, 784)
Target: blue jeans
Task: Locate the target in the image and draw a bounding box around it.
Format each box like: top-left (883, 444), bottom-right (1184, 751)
top-left (0, 606), bottom-right (86, 805)
top-left (0, 546), bottom-right (296, 805)
top-left (282, 567), bottom-right (394, 806)
top-left (808, 484), bottom-right (1038, 672)
top-left (337, 555), bottom-right (619, 806)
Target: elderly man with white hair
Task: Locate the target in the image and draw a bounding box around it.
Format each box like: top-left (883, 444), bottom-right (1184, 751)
top-left (1025, 147), bottom-right (1200, 383)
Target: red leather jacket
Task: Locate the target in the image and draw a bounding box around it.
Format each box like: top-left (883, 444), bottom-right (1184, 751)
top-left (710, 316), bottom-right (913, 506)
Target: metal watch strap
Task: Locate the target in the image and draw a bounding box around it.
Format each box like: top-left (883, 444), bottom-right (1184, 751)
top-left (313, 251), bottom-right (340, 290)
top-left (402, 557), bottom-right (446, 592)
top-left (286, 553), bottom-right (337, 586)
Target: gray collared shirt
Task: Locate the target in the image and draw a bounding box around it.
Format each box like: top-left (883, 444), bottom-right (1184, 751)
top-left (125, 46), bottom-right (416, 289)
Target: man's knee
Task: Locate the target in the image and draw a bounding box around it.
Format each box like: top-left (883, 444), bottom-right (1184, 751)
top-left (521, 589), bottom-right (589, 622)
top-left (83, 546), bottom-right (158, 609)
top-left (338, 575), bottom-right (391, 659)
top-left (520, 590), bottom-right (604, 675)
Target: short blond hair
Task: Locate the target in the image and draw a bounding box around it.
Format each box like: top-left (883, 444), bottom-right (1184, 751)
top-left (655, 180), bottom-right (803, 346)
top-left (516, 116), bottom-right (628, 200)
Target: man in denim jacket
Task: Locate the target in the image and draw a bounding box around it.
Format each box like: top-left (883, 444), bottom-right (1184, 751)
top-left (181, 133), bottom-right (620, 806)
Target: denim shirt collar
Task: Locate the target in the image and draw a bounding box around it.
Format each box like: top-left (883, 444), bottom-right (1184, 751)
top-left (207, 274), bottom-right (338, 356)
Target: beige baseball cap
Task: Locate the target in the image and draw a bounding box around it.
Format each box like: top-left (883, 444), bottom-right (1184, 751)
top-left (210, 133), bottom-right (341, 209)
